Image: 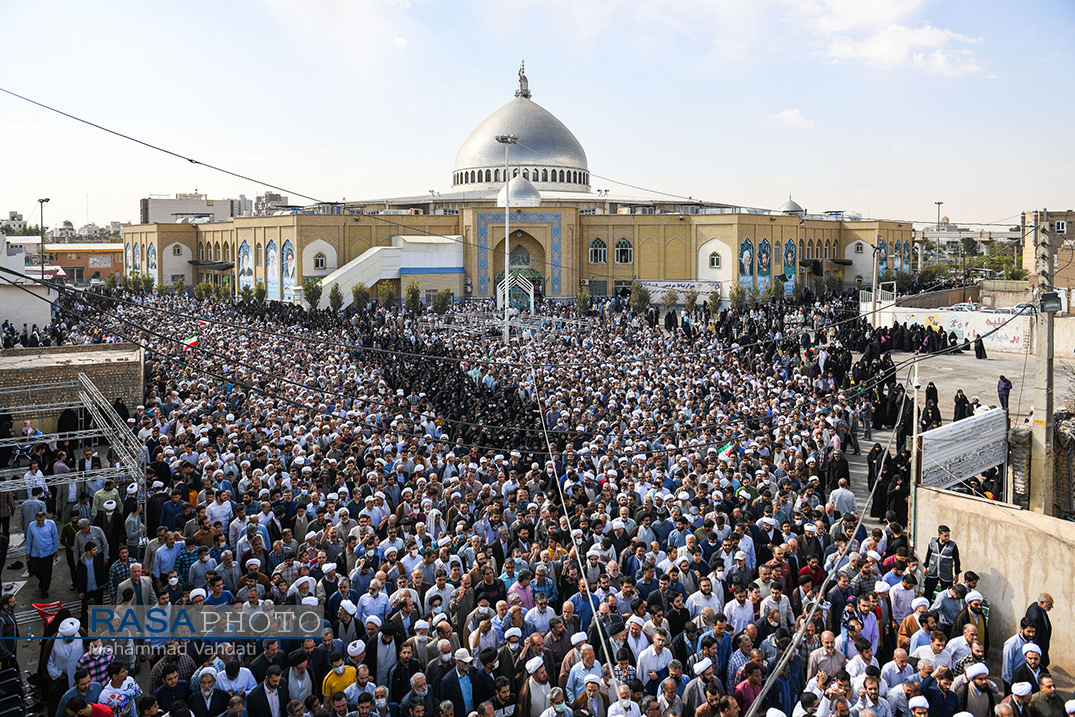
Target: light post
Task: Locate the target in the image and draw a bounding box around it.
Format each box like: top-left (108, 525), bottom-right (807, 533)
top-left (38, 198), bottom-right (49, 266)
top-left (934, 201), bottom-right (943, 267)
top-left (495, 133), bottom-right (518, 345)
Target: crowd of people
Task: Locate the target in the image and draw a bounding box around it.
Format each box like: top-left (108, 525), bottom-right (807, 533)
top-left (0, 286), bottom-right (1061, 717)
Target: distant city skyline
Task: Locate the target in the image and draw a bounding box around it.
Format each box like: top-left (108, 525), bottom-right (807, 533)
top-left (1, 0), bottom-right (1072, 229)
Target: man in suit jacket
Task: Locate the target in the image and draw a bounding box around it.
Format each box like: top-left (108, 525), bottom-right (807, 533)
top-left (75, 542), bottom-right (107, 624)
top-left (189, 670), bottom-right (231, 717)
top-left (571, 676), bottom-right (610, 717)
top-left (439, 648), bottom-right (476, 717)
top-left (250, 639), bottom-right (289, 684)
top-left (1024, 595), bottom-right (1053, 667)
top-left (246, 666), bottom-right (290, 717)
top-left (115, 563), bottom-right (157, 605)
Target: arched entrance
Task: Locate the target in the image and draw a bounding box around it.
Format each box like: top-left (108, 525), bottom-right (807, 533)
top-left (493, 232), bottom-right (545, 309)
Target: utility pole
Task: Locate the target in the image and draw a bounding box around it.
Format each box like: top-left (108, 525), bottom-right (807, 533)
top-left (909, 357), bottom-right (921, 542)
top-left (870, 237), bottom-right (880, 327)
top-left (1030, 209), bottom-right (1056, 514)
top-left (496, 134), bottom-right (517, 345)
top-left (935, 201), bottom-right (943, 269)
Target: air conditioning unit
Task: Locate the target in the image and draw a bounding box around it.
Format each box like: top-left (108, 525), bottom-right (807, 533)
top-left (579, 279), bottom-right (590, 286)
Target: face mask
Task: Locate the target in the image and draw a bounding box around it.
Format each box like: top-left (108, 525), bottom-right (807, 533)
top-left (200, 556), bottom-right (209, 562)
top-left (509, 642), bottom-right (520, 652)
top-left (555, 706), bottom-right (566, 714)
top-left (169, 577), bottom-right (179, 587)
top-left (91, 645), bottom-right (104, 656)
top-left (376, 699), bottom-right (388, 709)
top-left (493, 661), bottom-right (499, 670)
top-left (334, 665), bottom-right (346, 675)
top-left (441, 653), bottom-right (452, 662)
top-left (416, 689), bottom-right (427, 697)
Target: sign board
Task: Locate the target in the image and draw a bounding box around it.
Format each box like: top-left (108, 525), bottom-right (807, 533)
top-left (919, 408), bottom-right (1007, 489)
top-left (637, 280), bottom-right (722, 298)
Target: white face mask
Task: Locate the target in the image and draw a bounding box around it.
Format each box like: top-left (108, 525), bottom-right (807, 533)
top-left (334, 665), bottom-right (346, 675)
top-left (376, 699), bottom-right (388, 709)
top-left (441, 653), bottom-right (452, 663)
top-left (169, 577), bottom-right (179, 586)
top-left (90, 645), bottom-right (104, 656)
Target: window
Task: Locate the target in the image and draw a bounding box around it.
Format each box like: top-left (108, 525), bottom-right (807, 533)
top-left (223, 244), bottom-right (230, 262)
top-left (68, 253), bottom-right (79, 260)
top-left (615, 238), bottom-right (633, 264)
top-left (558, 170), bottom-right (565, 182)
top-left (855, 243), bottom-right (864, 254)
top-left (314, 253), bottom-right (326, 270)
top-left (173, 245), bottom-right (182, 256)
top-left (494, 169), bottom-right (500, 182)
top-left (1057, 220), bottom-right (1068, 234)
top-left (824, 242), bottom-right (830, 259)
top-left (199, 244), bottom-right (205, 261)
top-left (522, 169), bottom-right (529, 180)
top-left (485, 169), bottom-right (491, 182)
top-left (589, 238), bottom-right (607, 264)
top-left (806, 241), bottom-right (813, 259)
top-left (682, 205), bottom-right (700, 215)
top-left (542, 169), bottom-right (548, 182)
top-left (214, 244), bottom-right (220, 261)
top-left (509, 245), bottom-right (531, 267)
top-left (513, 168), bottom-right (520, 178)
top-left (256, 244), bottom-right (262, 264)
top-left (532, 168), bottom-right (539, 179)
top-left (709, 252), bottom-right (721, 269)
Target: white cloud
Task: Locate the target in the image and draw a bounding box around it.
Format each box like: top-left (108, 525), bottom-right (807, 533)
top-left (822, 23), bottom-right (983, 76)
top-left (769, 109), bottom-right (814, 128)
top-left (392, 36), bottom-right (408, 48)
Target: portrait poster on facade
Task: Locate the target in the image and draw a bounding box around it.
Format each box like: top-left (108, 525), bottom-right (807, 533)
top-left (147, 244), bottom-right (157, 275)
top-left (266, 239), bottom-right (280, 301)
top-left (282, 240), bottom-right (296, 301)
top-left (878, 238), bottom-right (888, 271)
top-left (783, 239), bottom-right (796, 296)
top-left (757, 238), bottom-right (771, 294)
top-left (238, 241), bottom-right (253, 291)
top-left (125, 244), bottom-right (132, 273)
top-left (738, 238), bottom-right (754, 290)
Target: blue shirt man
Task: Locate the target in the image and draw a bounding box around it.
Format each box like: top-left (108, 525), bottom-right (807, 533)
top-left (154, 535), bottom-right (187, 578)
top-left (26, 514), bottom-right (59, 557)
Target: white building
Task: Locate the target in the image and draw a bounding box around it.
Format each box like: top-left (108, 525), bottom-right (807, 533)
top-left (919, 217), bottom-right (1020, 259)
top-left (1, 211), bottom-right (26, 233)
top-left (0, 237), bottom-right (55, 327)
top-left (139, 193), bottom-right (242, 224)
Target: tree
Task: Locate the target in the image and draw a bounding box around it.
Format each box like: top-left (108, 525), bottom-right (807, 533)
top-left (746, 286), bottom-right (760, 309)
top-left (575, 285), bottom-right (591, 314)
top-left (254, 281), bottom-right (267, 303)
top-left (379, 284), bottom-right (396, 309)
top-left (729, 283), bottom-right (747, 313)
top-left (707, 289), bottom-right (722, 316)
top-left (431, 288), bottom-right (452, 314)
top-left (761, 282), bottom-right (781, 305)
top-left (239, 284), bottom-right (253, 304)
top-left (684, 288), bottom-right (699, 314)
top-left (328, 283), bottom-right (343, 313)
top-left (824, 271), bottom-right (844, 296)
top-left (960, 236), bottom-right (981, 257)
top-left (213, 282), bottom-right (229, 301)
top-left (194, 280), bottom-right (213, 301)
top-left (302, 278), bottom-right (323, 309)
top-left (629, 282), bottom-right (651, 313)
top-left (106, 273), bottom-right (119, 291)
top-left (792, 281), bottom-right (806, 302)
top-left (155, 282), bottom-right (167, 295)
top-left (661, 289), bottom-right (679, 312)
top-left (141, 274), bottom-right (154, 294)
top-left (172, 276), bottom-right (185, 295)
top-left (351, 283), bottom-right (370, 313)
top-left (404, 279), bottom-right (421, 314)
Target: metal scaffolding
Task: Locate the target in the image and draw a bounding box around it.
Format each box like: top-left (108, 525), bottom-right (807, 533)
top-left (0, 427), bottom-right (105, 449)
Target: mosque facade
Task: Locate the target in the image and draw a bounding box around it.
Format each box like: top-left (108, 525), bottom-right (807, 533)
top-left (123, 67), bottom-right (914, 307)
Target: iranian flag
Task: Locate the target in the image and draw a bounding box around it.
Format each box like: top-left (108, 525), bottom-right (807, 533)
top-left (197, 319), bottom-right (209, 326)
top-left (183, 334), bottom-right (198, 351)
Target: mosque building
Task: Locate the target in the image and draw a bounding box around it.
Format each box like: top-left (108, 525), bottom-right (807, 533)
top-left (122, 65), bottom-right (914, 308)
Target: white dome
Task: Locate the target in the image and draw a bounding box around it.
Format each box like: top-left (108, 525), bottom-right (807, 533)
top-left (779, 195), bottom-right (804, 214)
top-left (452, 68), bottom-right (589, 192)
top-left (497, 176), bottom-right (541, 208)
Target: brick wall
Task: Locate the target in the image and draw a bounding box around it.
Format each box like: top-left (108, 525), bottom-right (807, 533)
top-left (0, 343), bottom-right (144, 432)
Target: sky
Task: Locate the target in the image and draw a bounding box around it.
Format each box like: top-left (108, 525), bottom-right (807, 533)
top-left (1, 0), bottom-right (1072, 231)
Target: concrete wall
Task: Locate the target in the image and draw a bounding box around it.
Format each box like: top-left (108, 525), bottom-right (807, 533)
top-left (883, 307), bottom-right (1030, 353)
top-left (897, 286), bottom-right (981, 309)
top-left (0, 343), bottom-right (144, 432)
top-left (0, 283), bottom-right (53, 330)
top-left (914, 487), bottom-right (1073, 681)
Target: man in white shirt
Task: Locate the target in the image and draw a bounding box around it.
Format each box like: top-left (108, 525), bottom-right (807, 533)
top-left (608, 684), bottom-right (642, 717)
top-left (686, 576), bottom-right (724, 618)
top-left (636, 629), bottom-right (673, 694)
top-left (724, 586), bottom-right (755, 635)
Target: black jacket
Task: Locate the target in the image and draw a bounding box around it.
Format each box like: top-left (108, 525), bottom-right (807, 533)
top-left (189, 687), bottom-right (231, 717)
top-left (75, 553), bottom-right (107, 594)
top-left (246, 681), bottom-right (290, 717)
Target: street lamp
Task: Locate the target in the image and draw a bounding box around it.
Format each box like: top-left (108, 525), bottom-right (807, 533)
top-left (495, 133), bottom-right (518, 345)
top-left (934, 201), bottom-right (943, 267)
top-left (38, 198), bottom-right (49, 266)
